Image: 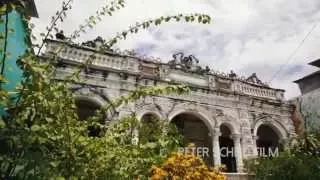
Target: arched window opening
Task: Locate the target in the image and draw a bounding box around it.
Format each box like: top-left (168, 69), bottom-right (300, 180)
top-left (139, 113), bottom-right (161, 143)
top-left (219, 124), bottom-right (236, 172)
top-left (75, 99), bottom-right (102, 137)
top-left (171, 113), bottom-right (213, 166)
top-left (141, 113), bottom-right (159, 124)
top-left (256, 124), bottom-right (281, 158)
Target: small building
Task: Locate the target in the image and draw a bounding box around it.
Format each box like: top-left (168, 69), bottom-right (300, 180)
top-left (294, 59), bottom-right (320, 94)
top-left (0, 1), bottom-right (38, 116)
top-left (293, 59), bottom-right (320, 132)
top-left (0, 0), bottom-right (38, 93)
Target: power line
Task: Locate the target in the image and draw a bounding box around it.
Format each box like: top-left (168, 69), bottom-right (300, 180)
top-left (268, 23), bottom-right (318, 83)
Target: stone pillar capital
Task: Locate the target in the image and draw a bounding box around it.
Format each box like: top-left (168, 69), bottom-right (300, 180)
top-left (231, 134), bottom-right (241, 142)
top-left (212, 127), bottom-right (221, 138)
top-left (214, 132), bottom-right (221, 137)
top-left (214, 127), bottom-right (220, 133)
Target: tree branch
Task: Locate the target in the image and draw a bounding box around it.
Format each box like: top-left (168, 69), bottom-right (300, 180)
top-left (36, 0), bottom-right (74, 56)
top-left (103, 13), bottom-right (211, 49)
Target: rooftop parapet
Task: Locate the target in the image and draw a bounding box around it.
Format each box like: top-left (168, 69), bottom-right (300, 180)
top-left (44, 38), bottom-right (285, 101)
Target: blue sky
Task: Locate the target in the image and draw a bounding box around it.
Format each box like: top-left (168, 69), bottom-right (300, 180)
top-left (32, 0), bottom-right (320, 99)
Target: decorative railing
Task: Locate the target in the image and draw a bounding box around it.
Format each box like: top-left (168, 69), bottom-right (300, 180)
top-left (233, 81), bottom-right (284, 100)
top-left (45, 41), bottom-right (140, 73)
top-left (45, 40), bottom-right (285, 101)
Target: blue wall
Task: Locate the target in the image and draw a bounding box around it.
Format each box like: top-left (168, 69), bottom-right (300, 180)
top-left (0, 10), bottom-right (27, 115)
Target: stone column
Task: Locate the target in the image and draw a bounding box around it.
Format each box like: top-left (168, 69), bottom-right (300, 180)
top-left (132, 128), bottom-right (139, 145)
top-left (232, 134), bottom-right (243, 172)
top-left (212, 128), bottom-right (221, 166)
top-left (252, 135), bottom-right (259, 157)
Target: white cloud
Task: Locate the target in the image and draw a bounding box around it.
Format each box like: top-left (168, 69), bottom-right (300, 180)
top-left (32, 0), bottom-right (320, 99)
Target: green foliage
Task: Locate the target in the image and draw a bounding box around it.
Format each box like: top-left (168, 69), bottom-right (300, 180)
top-left (247, 152), bottom-right (320, 180)
top-left (0, 53), bottom-right (188, 178)
top-left (71, 0), bottom-right (125, 40)
top-left (246, 133), bottom-right (320, 180)
top-left (0, 59), bottom-right (187, 178)
top-left (37, 0), bottom-right (75, 54)
top-left (0, 0), bottom-right (212, 179)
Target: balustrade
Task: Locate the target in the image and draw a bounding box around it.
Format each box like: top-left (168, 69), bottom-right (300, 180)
top-left (45, 40), bottom-right (284, 101)
top-left (46, 43), bottom-right (139, 73)
top-left (234, 81), bottom-right (283, 100)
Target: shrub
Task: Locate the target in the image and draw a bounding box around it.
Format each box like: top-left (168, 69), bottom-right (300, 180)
top-left (150, 145), bottom-right (226, 180)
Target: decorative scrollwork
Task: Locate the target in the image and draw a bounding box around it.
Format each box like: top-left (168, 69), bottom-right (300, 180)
top-left (81, 36), bottom-right (106, 50)
top-left (122, 49), bottom-right (138, 56)
top-left (168, 52), bottom-right (211, 75)
top-left (55, 31), bottom-right (66, 40)
top-left (245, 73), bottom-right (269, 87)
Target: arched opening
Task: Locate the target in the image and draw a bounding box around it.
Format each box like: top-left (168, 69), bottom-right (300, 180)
top-left (171, 113), bottom-right (213, 166)
top-left (75, 98), bottom-right (101, 137)
top-left (139, 113), bottom-right (161, 143)
top-left (219, 124), bottom-right (236, 172)
top-left (256, 124), bottom-right (281, 157)
top-left (75, 99), bottom-right (100, 120)
top-left (141, 113), bottom-right (159, 123)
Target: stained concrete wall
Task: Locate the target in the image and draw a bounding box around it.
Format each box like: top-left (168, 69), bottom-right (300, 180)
top-left (300, 88), bottom-right (320, 132)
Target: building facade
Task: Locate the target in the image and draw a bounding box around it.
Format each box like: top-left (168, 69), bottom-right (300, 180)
top-left (44, 38), bottom-right (296, 173)
top-left (294, 59), bottom-right (320, 132)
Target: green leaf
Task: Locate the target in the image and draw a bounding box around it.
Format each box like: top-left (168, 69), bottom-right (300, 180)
top-left (0, 5), bottom-right (7, 14)
top-left (50, 161), bottom-right (58, 168)
top-left (55, 177), bottom-right (65, 180)
top-left (198, 15), bottom-right (202, 23)
top-left (0, 119), bottom-right (5, 128)
top-left (31, 125), bottom-right (41, 131)
top-left (155, 19), bottom-right (161, 25)
top-left (45, 117), bottom-right (53, 123)
top-left (122, 31), bottom-right (127, 39)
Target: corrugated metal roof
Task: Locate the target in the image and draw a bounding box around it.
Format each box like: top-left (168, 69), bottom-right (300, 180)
top-left (293, 70), bottom-right (320, 83)
top-left (309, 59), bottom-right (320, 68)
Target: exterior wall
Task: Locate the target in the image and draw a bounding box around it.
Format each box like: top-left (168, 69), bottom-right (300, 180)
top-left (297, 73), bottom-right (320, 94)
top-left (44, 39), bottom-right (296, 173)
top-left (0, 10), bottom-right (27, 93)
top-left (294, 60), bottom-right (320, 133)
top-left (0, 10), bottom-right (29, 116)
top-left (299, 88), bottom-right (320, 131)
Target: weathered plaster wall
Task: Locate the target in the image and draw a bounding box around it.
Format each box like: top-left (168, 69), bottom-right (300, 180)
top-left (300, 89), bottom-right (320, 131)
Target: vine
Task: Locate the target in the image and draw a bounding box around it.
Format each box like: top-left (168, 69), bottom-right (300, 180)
top-left (104, 14), bottom-right (211, 49)
top-left (37, 0), bottom-right (74, 55)
top-left (0, 0), bottom-right (215, 179)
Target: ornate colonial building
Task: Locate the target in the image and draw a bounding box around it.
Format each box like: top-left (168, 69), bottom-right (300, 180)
top-left (43, 37), bottom-right (296, 173)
